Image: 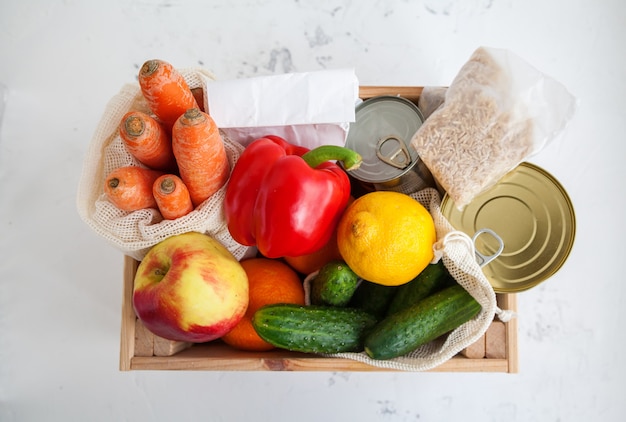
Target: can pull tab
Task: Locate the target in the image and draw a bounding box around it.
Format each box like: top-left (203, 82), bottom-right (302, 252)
top-left (376, 135), bottom-right (412, 169)
top-left (472, 228), bottom-right (504, 268)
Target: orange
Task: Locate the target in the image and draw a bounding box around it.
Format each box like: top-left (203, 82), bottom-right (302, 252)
top-left (283, 230), bottom-right (343, 275)
top-left (284, 196), bottom-right (354, 275)
top-left (336, 191), bottom-right (436, 286)
top-left (221, 258), bottom-right (305, 351)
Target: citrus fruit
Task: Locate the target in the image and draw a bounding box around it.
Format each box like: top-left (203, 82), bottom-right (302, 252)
top-left (284, 196), bottom-right (354, 275)
top-left (336, 191), bottom-right (436, 286)
top-left (221, 258), bottom-right (305, 351)
top-left (284, 230), bottom-right (343, 275)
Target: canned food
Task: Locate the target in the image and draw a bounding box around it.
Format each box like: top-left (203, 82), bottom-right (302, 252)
top-left (343, 96), bottom-right (435, 194)
top-left (441, 162), bottom-right (576, 293)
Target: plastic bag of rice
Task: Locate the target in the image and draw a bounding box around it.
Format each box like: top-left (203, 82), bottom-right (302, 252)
top-left (411, 47), bottom-right (577, 210)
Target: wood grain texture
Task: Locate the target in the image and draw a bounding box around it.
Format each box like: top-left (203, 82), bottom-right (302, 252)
top-left (359, 86), bottom-right (424, 102)
top-left (485, 321), bottom-right (507, 359)
top-left (499, 293), bottom-right (519, 373)
top-left (153, 335), bottom-right (192, 357)
top-left (134, 319), bottom-right (154, 357)
top-left (461, 333), bottom-right (486, 359)
top-left (119, 256), bottom-right (139, 371)
top-left (127, 342), bottom-right (510, 372)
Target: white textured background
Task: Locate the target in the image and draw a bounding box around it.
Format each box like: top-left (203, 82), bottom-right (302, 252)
top-left (1, 1), bottom-right (624, 421)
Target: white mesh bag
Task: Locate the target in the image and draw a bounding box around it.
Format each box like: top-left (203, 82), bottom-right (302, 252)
top-left (307, 187), bottom-right (514, 371)
top-left (77, 68), bottom-right (251, 261)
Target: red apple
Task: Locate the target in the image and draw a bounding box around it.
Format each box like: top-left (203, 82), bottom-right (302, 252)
top-left (133, 232), bottom-right (249, 343)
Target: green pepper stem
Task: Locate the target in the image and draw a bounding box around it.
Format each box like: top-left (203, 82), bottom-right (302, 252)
top-left (301, 145), bottom-right (362, 171)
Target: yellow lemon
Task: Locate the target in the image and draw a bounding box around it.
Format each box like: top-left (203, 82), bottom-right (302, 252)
top-left (337, 191), bottom-right (436, 286)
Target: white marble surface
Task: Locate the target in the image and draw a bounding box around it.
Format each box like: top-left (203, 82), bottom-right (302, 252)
top-left (1, 1), bottom-right (624, 420)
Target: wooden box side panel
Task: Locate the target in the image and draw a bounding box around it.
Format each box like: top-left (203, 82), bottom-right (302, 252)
top-left (499, 293), bottom-right (519, 373)
top-left (359, 86), bottom-right (424, 102)
top-left (120, 256), bottom-right (139, 371)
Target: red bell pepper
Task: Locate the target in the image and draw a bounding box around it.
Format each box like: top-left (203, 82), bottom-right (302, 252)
top-left (224, 135), bottom-right (361, 258)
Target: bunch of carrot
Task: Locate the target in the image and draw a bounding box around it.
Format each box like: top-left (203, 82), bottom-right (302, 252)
top-left (104, 59), bottom-right (230, 220)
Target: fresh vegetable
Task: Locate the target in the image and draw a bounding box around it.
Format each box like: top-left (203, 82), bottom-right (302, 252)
top-left (224, 136), bottom-right (308, 247)
top-left (284, 196), bottom-right (354, 275)
top-left (349, 281), bottom-right (398, 320)
top-left (364, 284), bottom-right (481, 360)
top-left (252, 303), bottom-right (377, 354)
top-left (171, 108), bottom-right (230, 207)
top-left (385, 261), bottom-right (456, 316)
top-left (104, 166), bottom-right (164, 212)
top-left (138, 59), bottom-right (198, 129)
top-left (224, 135), bottom-right (362, 258)
top-left (152, 174), bottom-right (194, 220)
top-left (119, 110), bottom-right (176, 171)
top-left (310, 260), bottom-right (359, 307)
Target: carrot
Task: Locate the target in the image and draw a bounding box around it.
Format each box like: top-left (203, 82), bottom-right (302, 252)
top-left (153, 174), bottom-right (194, 220)
top-left (104, 166), bottom-right (164, 212)
top-left (171, 108), bottom-right (230, 207)
top-left (119, 111), bottom-right (176, 171)
top-left (138, 59), bottom-right (198, 129)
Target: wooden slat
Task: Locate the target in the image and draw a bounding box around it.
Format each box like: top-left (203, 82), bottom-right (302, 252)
top-left (485, 321), bottom-right (507, 359)
top-left (500, 293), bottom-right (519, 373)
top-left (119, 256), bottom-right (140, 371)
top-left (461, 333), bottom-right (486, 359)
top-left (154, 335), bottom-right (192, 357)
top-left (359, 86), bottom-right (424, 102)
top-left (134, 319), bottom-right (154, 357)
top-left (128, 343), bottom-right (510, 372)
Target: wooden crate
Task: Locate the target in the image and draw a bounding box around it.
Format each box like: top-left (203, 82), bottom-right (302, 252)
top-left (118, 86), bottom-right (519, 372)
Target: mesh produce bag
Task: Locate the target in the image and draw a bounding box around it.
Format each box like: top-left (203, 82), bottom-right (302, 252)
top-left (77, 68), bottom-right (251, 261)
top-left (311, 187), bottom-right (514, 371)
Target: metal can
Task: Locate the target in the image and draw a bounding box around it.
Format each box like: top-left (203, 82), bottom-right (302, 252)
top-left (344, 95), bottom-right (435, 194)
top-left (441, 162), bottom-right (576, 293)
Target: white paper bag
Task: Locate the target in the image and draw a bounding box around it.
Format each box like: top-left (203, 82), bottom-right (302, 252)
top-left (203, 68), bottom-right (359, 149)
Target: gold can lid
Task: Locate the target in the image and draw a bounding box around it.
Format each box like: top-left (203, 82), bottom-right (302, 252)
top-left (441, 162), bottom-right (576, 293)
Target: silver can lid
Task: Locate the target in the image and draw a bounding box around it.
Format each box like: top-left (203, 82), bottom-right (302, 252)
top-left (345, 96), bottom-right (424, 183)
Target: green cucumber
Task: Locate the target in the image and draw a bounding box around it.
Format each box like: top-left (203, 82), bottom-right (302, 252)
top-left (310, 260), bottom-right (359, 307)
top-left (364, 284), bottom-right (481, 360)
top-left (252, 304), bottom-right (377, 354)
top-left (385, 261), bottom-right (456, 316)
top-left (349, 280), bottom-right (398, 320)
